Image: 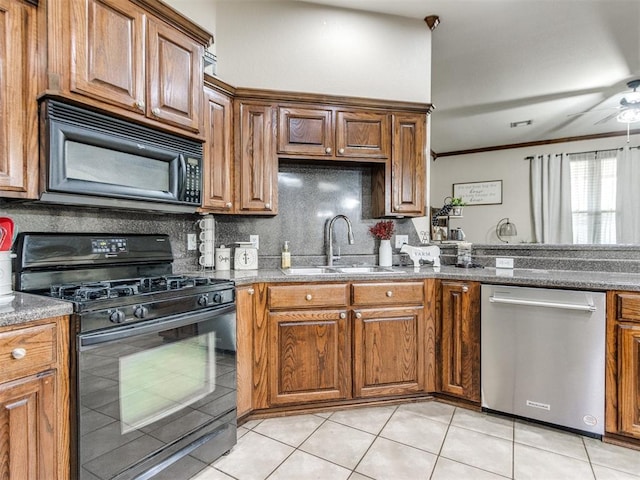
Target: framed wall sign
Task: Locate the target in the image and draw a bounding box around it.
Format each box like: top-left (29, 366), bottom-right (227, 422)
top-left (453, 180), bottom-right (502, 205)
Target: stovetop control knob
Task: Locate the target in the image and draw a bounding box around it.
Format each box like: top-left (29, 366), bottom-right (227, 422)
top-left (109, 309), bottom-right (126, 324)
top-left (197, 295), bottom-right (209, 307)
top-left (133, 305), bottom-right (149, 319)
top-left (212, 293), bottom-right (223, 304)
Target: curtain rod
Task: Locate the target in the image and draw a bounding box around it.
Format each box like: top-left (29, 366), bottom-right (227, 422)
top-left (524, 145), bottom-right (640, 160)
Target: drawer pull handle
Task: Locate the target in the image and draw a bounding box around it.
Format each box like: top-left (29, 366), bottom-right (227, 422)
top-left (386, 290), bottom-right (393, 297)
top-left (462, 286), bottom-right (469, 293)
top-left (305, 294), bottom-right (313, 301)
top-left (340, 312), bottom-right (346, 319)
top-left (325, 147), bottom-right (332, 154)
top-left (248, 288), bottom-right (255, 295)
top-left (355, 312), bottom-right (362, 319)
top-left (11, 348), bottom-right (26, 360)
top-left (338, 148), bottom-right (345, 154)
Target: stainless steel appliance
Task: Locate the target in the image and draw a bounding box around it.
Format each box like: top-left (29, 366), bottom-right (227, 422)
top-left (14, 233), bottom-right (236, 480)
top-left (481, 284), bottom-right (605, 436)
top-left (40, 100), bottom-right (202, 213)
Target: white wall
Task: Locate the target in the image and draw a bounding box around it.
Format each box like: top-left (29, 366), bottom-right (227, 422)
top-left (163, 0), bottom-right (217, 54)
top-left (430, 134), bottom-right (640, 244)
top-left (213, 1), bottom-right (431, 103)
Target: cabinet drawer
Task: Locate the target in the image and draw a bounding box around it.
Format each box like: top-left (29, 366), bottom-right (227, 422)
top-left (0, 323), bottom-right (56, 379)
top-left (352, 282), bottom-right (424, 306)
top-left (268, 284), bottom-right (348, 309)
top-left (617, 294), bottom-right (640, 323)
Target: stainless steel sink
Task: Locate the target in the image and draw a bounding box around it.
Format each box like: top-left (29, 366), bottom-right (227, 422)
top-left (281, 267), bottom-right (340, 275)
top-left (333, 266), bottom-right (400, 274)
top-left (281, 266), bottom-right (404, 275)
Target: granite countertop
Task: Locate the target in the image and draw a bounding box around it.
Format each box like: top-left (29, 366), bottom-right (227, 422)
top-left (0, 292), bottom-right (74, 328)
top-left (187, 265), bottom-right (640, 291)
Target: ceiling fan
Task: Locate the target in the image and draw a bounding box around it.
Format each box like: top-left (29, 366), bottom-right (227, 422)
top-left (568, 79), bottom-right (640, 125)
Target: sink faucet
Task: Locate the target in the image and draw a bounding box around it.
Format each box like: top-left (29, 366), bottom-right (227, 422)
top-left (325, 215), bottom-right (355, 266)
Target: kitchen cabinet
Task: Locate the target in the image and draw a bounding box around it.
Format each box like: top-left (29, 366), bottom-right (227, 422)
top-left (236, 286), bottom-right (255, 417)
top-left (277, 105), bottom-right (389, 160)
top-left (0, 316), bottom-right (70, 480)
top-left (267, 283), bottom-right (351, 405)
top-left (606, 291), bottom-right (640, 442)
top-left (202, 82), bottom-right (234, 212)
top-left (235, 101), bottom-right (277, 214)
top-left (352, 282), bottom-right (425, 398)
top-left (0, 0), bottom-right (38, 199)
top-left (48, 0), bottom-right (209, 135)
top-left (438, 281), bottom-right (480, 403)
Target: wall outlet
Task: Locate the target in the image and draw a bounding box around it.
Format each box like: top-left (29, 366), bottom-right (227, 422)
top-left (250, 235), bottom-right (259, 250)
top-left (496, 257), bottom-right (514, 269)
top-left (395, 235), bottom-right (409, 249)
top-left (187, 233), bottom-right (197, 251)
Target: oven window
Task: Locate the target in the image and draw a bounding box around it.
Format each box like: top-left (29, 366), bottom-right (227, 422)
top-left (119, 332), bottom-right (216, 433)
top-left (66, 141), bottom-right (170, 191)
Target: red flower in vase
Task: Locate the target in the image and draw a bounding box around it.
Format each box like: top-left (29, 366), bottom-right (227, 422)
top-left (369, 220), bottom-right (395, 240)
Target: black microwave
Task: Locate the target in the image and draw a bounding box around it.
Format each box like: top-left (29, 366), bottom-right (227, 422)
top-left (40, 100), bottom-right (203, 213)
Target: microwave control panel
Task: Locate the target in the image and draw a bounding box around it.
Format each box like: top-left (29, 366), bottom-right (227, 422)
top-left (184, 157), bottom-right (201, 204)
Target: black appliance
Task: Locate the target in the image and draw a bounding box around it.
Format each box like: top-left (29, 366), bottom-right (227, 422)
top-left (14, 233), bottom-right (236, 480)
top-left (40, 100), bottom-right (202, 213)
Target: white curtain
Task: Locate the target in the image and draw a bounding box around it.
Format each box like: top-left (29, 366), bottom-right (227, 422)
top-left (530, 154), bottom-right (573, 243)
top-left (617, 146), bottom-right (640, 243)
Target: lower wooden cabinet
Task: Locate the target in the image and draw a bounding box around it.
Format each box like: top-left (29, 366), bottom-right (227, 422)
top-left (0, 316), bottom-right (69, 480)
top-left (438, 281), bottom-right (480, 403)
top-left (618, 324), bottom-right (640, 437)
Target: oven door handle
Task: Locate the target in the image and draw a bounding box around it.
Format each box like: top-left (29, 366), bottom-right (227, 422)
top-left (79, 304), bottom-right (236, 348)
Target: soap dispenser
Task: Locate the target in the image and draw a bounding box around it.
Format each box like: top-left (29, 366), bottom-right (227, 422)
top-left (281, 241), bottom-right (291, 269)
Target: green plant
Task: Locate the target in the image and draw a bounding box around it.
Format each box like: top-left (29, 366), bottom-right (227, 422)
top-left (450, 197), bottom-right (466, 206)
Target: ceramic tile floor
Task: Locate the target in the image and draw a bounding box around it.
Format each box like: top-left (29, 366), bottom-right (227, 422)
top-left (188, 400), bottom-right (640, 480)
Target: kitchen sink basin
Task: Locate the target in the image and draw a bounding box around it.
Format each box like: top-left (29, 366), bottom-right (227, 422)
top-left (333, 266), bottom-right (401, 274)
top-left (281, 267), bottom-right (341, 275)
top-left (281, 266), bottom-right (404, 275)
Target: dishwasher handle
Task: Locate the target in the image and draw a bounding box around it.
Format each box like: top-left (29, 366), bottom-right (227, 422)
top-left (488, 295), bottom-right (597, 312)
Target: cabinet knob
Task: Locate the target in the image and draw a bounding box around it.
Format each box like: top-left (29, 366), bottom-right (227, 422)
top-left (265, 203), bottom-right (271, 210)
top-left (152, 107), bottom-right (161, 116)
top-left (339, 312), bottom-right (346, 319)
top-left (11, 348), bottom-right (26, 360)
top-left (225, 202), bottom-right (232, 209)
top-left (386, 290), bottom-right (393, 297)
top-left (325, 147), bottom-right (332, 154)
top-left (135, 100), bottom-right (145, 110)
top-left (338, 148), bottom-right (345, 154)
top-left (248, 288), bottom-right (255, 295)
top-left (462, 286), bottom-right (469, 293)
top-left (355, 312), bottom-right (362, 319)
top-left (395, 205), bottom-right (400, 210)
top-left (305, 294), bottom-right (313, 301)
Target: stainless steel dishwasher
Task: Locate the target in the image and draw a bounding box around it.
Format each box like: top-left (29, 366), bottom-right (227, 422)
top-left (481, 284), bottom-right (605, 436)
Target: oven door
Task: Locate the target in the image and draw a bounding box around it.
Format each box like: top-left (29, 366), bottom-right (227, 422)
top-left (77, 305), bottom-right (237, 480)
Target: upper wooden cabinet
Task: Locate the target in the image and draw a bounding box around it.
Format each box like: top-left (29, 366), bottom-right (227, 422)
top-left (0, 0), bottom-right (38, 198)
top-left (277, 105), bottom-right (389, 160)
top-left (47, 0), bottom-right (210, 135)
top-left (235, 101), bottom-right (277, 214)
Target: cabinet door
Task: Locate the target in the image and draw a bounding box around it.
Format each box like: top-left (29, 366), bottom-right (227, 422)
top-left (0, 371), bottom-right (56, 480)
top-left (147, 18), bottom-right (204, 132)
top-left (236, 286), bottom-right (255, 417)
top-left (277, 106), bottom-right (333, 156)
top-left (335, 111), bottom-right (390, 158)
top-left (269, 309), bottom-right (351, 405)
top-left (618, 324), bottom-right (640, 437)
top-left (0, 0), bottom-right (38, 198)
top-left (71, 0), bottom-right (145, 113)
top-left (390, 113), bottom-right (426, 216)
top-left (237, 102), bottom-right (277, 214)
top-left (353, 306), bottom-right (425, 398)
top-left (440, 281), bottom-right (480, 402)
top-left (202, 86), bottom-right (234, 212)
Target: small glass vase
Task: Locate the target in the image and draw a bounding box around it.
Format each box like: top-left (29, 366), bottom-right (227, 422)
top-left (378, 239), bottom-right (392, 267)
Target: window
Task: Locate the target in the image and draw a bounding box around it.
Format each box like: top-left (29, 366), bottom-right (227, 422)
top-left (568, 150), bottom-right (618, 244)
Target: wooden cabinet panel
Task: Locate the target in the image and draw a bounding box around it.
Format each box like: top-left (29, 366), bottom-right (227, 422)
top-left (268, 284), bottom-right (348, 310)
top-left (618, 324), bottom-right (640, 437)
top-left (237, 102), bottom-right (276, 213)
top-left (0, 0), bottom-right (38, 198)
top-left (236, 286), bottom-right (255, 418)
top-left (0, 324), bottom-right (56, 383)
top-left (390, 113), bottom-right (425, 216)
top-left (70, 0), bottom-right (144, 113)
top-left (277, 107), bottom-right (333, 156)
top-left (336, 111), bottom-right (389, 158)
top-left (439, 281), bottom-right (480, 402)
top-left (616, 294), bottom-right (640, 323)
top-left (353, 306), bottom-right (424, 397)
top-left (269, 309), bottom-right (351, 405)
top-left (0, 370), bottom-right (56, 480)
top-left (351, 282), bottom-right (424, 307)
top-left (202, 86), bottom-right (234, 212)
top-left (147, 18), bottom-right (203, 132)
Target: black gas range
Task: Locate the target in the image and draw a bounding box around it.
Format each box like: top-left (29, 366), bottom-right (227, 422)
top-left (14, 233), bottom-right (237, 480)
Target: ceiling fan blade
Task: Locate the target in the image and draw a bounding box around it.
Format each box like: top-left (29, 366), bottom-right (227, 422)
top-left (567, 106), bottom-right (618, 117)
top-left (594, 111), bottom-right (620, 125)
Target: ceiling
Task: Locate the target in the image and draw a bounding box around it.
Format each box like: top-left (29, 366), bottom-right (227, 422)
top-left (300, 0), bottom-right (640, 154)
